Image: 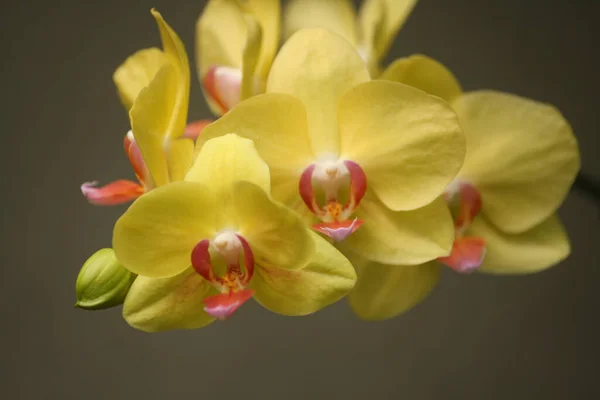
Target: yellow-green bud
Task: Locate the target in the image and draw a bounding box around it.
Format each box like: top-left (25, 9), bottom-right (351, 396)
top-left (75, 248), bottom-right (136, 310)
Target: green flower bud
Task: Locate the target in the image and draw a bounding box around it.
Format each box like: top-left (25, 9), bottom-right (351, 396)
top-left (75, 248), bottom-right (136, 310)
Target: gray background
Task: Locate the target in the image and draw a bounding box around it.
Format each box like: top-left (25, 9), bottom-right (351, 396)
top-left (2, 0), bottom-right (599, 398)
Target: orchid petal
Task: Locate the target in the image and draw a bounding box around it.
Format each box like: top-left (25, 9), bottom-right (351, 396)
top-left (339, 80), bottom-right (465, 211)
top-left (186, 134), bottom-right (270, 223)
top-left (359, 0), bottom-right (418, 62)
top-left (267, 28), bottom-right (370, 156)
top-left (123, 268), bottom-right (216, 332)
top-left (453, 91), bottom-right (580, 233)
top-left (283, 0), bottom-right (358, 45)
top-left (197, 0), bottom-right (246, 76)
top-left (113, 48), bottom-right (167, 110)
top-left (166, 138), bottom-right (194, 182)
top-left (339, 194), bottom-right (455, 265)
top-left (252, 232), bottom-right (356, 315)
top-left (128, 11), bottom-right (190, 187)
top-left (197, 93), bottom-right (314, 206)
top-left (113, 182), bottom-right (217, 278)
top-left (380, 54), bottom-right (462, 103)
top-left (81, 180), bottom-right (144, 206)
top-left (233, 181), bottom-right (315, 271)
top-left (240, 16), bottom-right (262, 101)
top-left (348, 254), bottom-right (440, 320)
top-left (236, 0), bottom-right (280, 80)
top-left (196, 0), bottom-right (279, 114)
top-left (151, 9), bottom-right (190, 141)
top-left (469, 214), bottom-right (570, 275)
top-left (129, 62), bottom-right (176, 187)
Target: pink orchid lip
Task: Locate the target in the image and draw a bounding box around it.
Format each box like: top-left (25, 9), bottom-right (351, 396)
top-left (313, 219), bottom-right (364, 242)
top-left (202, 65), bottom-right (242, 114)
top-left (299, 159), bottom-right (367, 241)
top-left (440, 181), bottom-right (486, 273)
top-left (191, 235), bottom-right (255, 320)
top-left (80, 180), bottom-right (144, 206)
top-left (203, 289), bottom-right (255, 320)
top-left (437, 236), bottom-right (486, 273)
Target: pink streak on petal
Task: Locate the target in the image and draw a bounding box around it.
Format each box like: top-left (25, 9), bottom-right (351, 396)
top-left (437, 237), bottom-right (486, 273)
top-left (203, 289), bottom-right (254, 320)
top-left (183, 119), bottom-right (213, 141)
top-left (80, 180), bottom-right (144, 206)
top-left (312, 219), bottom-right (364, 242)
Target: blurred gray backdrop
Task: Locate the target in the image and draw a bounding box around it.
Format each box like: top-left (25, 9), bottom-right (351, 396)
top-left (2, 0), bottom-right (599, 399)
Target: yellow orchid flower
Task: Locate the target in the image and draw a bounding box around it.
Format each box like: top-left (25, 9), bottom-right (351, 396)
top-left (196, 0), bottom-right (280, 115)
top-left (113, 134), bottom-right (356, 332)
top-left (283, 0), bottom-right (418, 75)
top-left (81, 10), bottom-right (196, 205)
top-left (348, 55), bottom-right (580, 320)
top-left (197, 29), bottom-right (466, 267)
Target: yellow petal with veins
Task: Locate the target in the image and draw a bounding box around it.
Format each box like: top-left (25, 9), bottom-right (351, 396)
top-left (240, 16), bottom-right (262, 100)
top-left (233, 181), bottom-right (315, 271)
top-left (359, 0), bottom-right (418, 62)
top-left (129, 62), bottom-right (177, 188)
top-left (236, 0), bottom-right (280, 80)
top-left (123, 268), bottom-right (216, 332)
top-left (357, 0), bottom-right (383, 75)
top-left (470, 214), bottom-right (570, 275)
top-left (252, 232), bottom-right (356, 315)
top-left (128, 11), bottom-right (191, 187)
top-left (197, 0), bottom-right (246, 75)
top-left (151, 9), bottom-right (190, 141)
top-left (186, 134), bottom-right (270, 227)
top-left (348, 253), bottom-right (440, 321)
top-left (113, 182), bottom-right (217, 278)
top-left (380, 54), bottom-right (462, 103)
top-left (196, 94), bottom-right (314, 207)
top-left (167, 138), bottom-right (194, 182)
top-left (267, 28), bottom-right (370, 156)
top-left (339, 194), bottom-right (455, 265)
top-left (339, 80), bottom-right (465, 211)
top-left (283, 0), bottom-right (358, 45)
top-left (113, 48), bottom-right (167, 110)
top-left (453, 91), bottom-right (580, 234)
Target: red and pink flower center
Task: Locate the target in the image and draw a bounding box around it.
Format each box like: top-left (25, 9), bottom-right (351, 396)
top-left (191, 231), bottom-right (255, 320)
top-left (437, 181), bottom-right (487, 273)
top-left (299, 159), bottom-right (367, 242)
